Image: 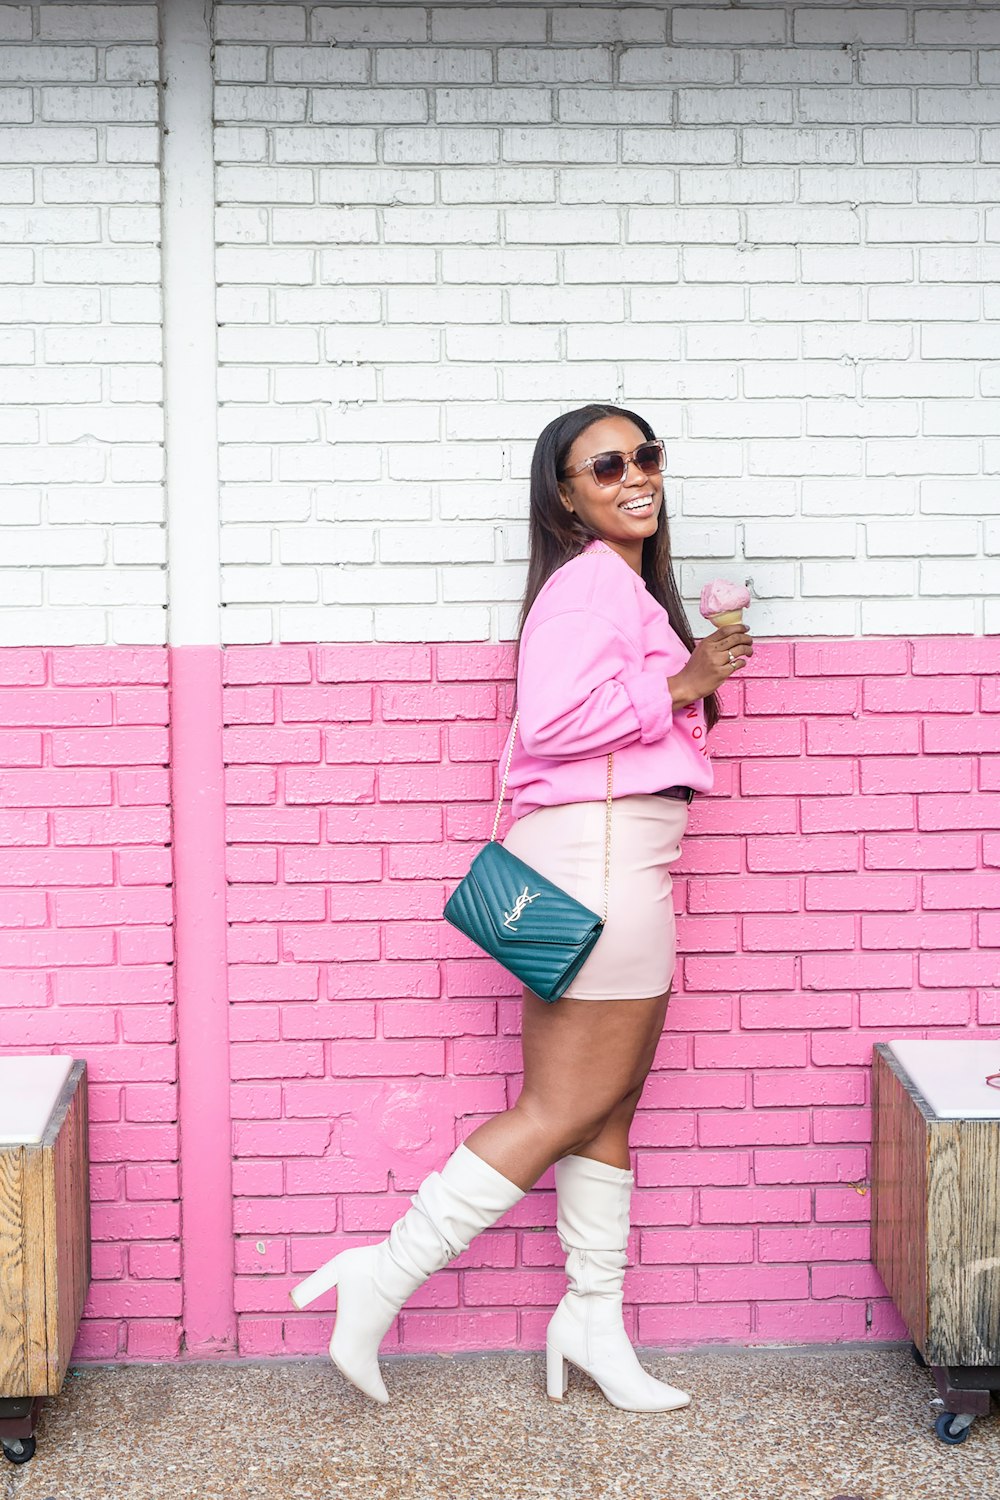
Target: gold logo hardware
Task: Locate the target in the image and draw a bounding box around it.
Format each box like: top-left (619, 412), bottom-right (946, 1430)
top-left (503, 886), bottom-right (539, 930)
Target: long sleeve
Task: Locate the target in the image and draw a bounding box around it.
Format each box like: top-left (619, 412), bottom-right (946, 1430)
top-left (517, 607), bottom-right (675, 762)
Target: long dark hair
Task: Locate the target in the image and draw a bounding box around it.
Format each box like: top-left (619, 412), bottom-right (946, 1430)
top-left (517, 403), bottom-right (720, 733)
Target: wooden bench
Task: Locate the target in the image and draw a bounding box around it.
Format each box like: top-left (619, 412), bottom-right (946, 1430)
top-left (0, 1056), bottom-right (90, 1465)
top-left (872, 1040), bottom-right (1000, 1446)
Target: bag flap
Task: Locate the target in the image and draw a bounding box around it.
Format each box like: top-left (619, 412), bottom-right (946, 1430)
top-left (461, 843), bottom-right (601, 948)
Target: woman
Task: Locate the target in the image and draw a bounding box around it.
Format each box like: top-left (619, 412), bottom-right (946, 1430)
top-left (292, 403), bottom-right (753, 1411)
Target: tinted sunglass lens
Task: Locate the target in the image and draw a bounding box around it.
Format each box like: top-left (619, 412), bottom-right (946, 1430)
top-left (591, 453), bottom-right (627, 486)
top-left (635, 442), bottom-right (664, 474)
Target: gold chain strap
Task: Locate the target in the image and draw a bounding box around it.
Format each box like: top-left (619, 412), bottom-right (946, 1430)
top-left (491, 710), bottom-right (614, 924)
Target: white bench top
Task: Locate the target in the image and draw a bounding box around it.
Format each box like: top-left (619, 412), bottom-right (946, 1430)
top-left (0, 1055), bottom-right (75, 1144)
top-left (888, 1040), bottom-right (1000, 1120)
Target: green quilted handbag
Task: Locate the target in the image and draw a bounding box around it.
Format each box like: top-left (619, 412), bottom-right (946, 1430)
top-left (444, 714), bottom-right (613, 1004)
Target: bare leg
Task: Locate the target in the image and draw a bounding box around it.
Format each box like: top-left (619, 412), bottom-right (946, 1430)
top-left (463, 988), bottom-right (672, 1191)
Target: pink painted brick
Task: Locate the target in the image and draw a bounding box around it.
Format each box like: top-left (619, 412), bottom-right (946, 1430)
top-left (382, 1000), bottom-right (495, 1038)
top-left (329, 881), bottom-right (442, 922)
top-left (742, 760), bottom-right (853, 796)
top-left (0, 809), bottom-right (48, 846)
top-left (807, 716), bottom-right (919, 756)
top-left (674, 836), bottom-right (742, 874)
top-left (4, 849), bottom-right (113, 885)
top-left (698, 1264), bottom-right (809, 1301)
top-left (924, 718), bottom-right (999, 754)
top-left (400, 1310), bottom-right (519, 1353)
top-left (0, 769), bottom-right (112, 806)
top-left (661, 993), bottom-right (733, 1034)
top-left (638, 1302), bottom-right (751, 1343)
top-left (281, 684), bottom-right (373, 721)
top-left (226, 886), bottom-right (325, 923)
top-left (0, 730), bottom-right (42, 766)
top-left (227, 808), bottom-right (321, 842)
top-left (642, 1071), bottom-right (746, 1111)
top-left (812, 1262), bottom-right (886, 1299)
top-left (699, 1188), bottom-right (812, 1224)
top-left (446, 722), bottom-right (508, 763)
top-left (0, 648), bottom-right (46, 686)
top-left (280, 1003), bottom-right (376, 1040)
top-left (51, 728), bottom-right (168, 766)
top-left (863, 675), bottom-right (977, 713)
top-left (53, 967), bottom-right (172, 1005)
top-left (801, 795), bottom-right (913, 833)
top-left (923, 873), bottom-right (1000, 909)
top-left (687, 877), bottom-right (799, 914)
top-left (129, 1243), bottom-right (181, 1279)
top-left (864, 832), bottom-right (977, 870)
top-left (434, 643), bottom-right (511, 680)
top-left (739, 641), bottom-right (791, 677)
top-left (684, 955), bottom-right (795, 991)
top-left (805, 874), bottom-right (916, 911)
top-left (226, 766), bottom-right (277, 804)
top-left (285, 766), bottom-right (376, 803)
top-left (222, 687), bottom-right (275, 724)
top-left (920, 951), bottom-right (996, 987)
top-left (982, 677), bottom-right (1000, 713)
top-left (795, 640), bottom-right (908, 675)
top-left (327, 804), bottom-right (442, 842)
top-left (636, 1150), bottom-right (750, 1187)
top-left (802, 952), bottom-right (912, 990)
top-left (814, 1186), bottom-right (871, 1223)
top-left (912, 638), bottom-right (999, 674)
top-left (116, 688), bottom-right (169, 725)
top-left (694, 1034), bottom-right (808, 1070)
top-left (745, 678), bottom-right (857, 715)
top-left (118, 848), bottom-right (173, 885)
top-left (641, 1228), bottom-right (754, 1264)
top-left (754, 1300), bottom-right (867, 1340)
top-left (918, 792), bottom-right (1000, 831)
top-left (756, 1068), bottom-right (865, 1111)
top-left (388, 843), bottom-right (470, 879)
top-left (629, 1189), bottom-right (695, 1226)
top-left (51, 647), bottom-right (167, 686)
top-left (285, 846), bottom-right (382, 882)
top-left (685, 797), bottom-right (798, 836)
top-left (710, 719), bottom-right (802, 758)
top-left (227, 846), bottom-right (279, 883)
top-left (117, 768), bottom-right (170, 805)
top-left (811, 1032), bottom-right (876, 1066)
top-left (812, 1108), bottom-right (871, 1144)
top-left (630, 1111), bottom-right (696, 1149)
top-left (54, 887), bottom-right (173, 926)
top-left (13, 1009), bottom-right (116, 1045)
top-left (318, 643), bottom-right (432, 682)
top-left (674, 915), bottom-right (738, 953)
top-left (2, 689), bottom-right (112, 726)
top-left (0, 892), bottom-right (47, 927)
top-left (985, 834), bottom-right (1000, 865)
top-left (699, 1111), bottom-right (810, 1148)
top-left (748, 834), bottom-right (859, 873)
top-left (862, 913), bottom-right (973, 949)
top-left (230, 966), bottom-right (318, 1002)
top-left (124, 1084), bottom-right (176, 1123)
top-left (230, 1004), bottom-right (279, 1041)
top-left (379, 763), bottom-right (493, 803)
top-left (741, 992), bottom-right (853, 1030)
top-left (120, 927), bottom-right (174, 965)
top-left (981, 911), bottom-right (1000, 946)
top-left (381, 684), bottom-right (497, 721)
top-left (226, 728), bottom-right (322, 766)
top-left (755, 1150), bottom-right (867, 1188)
top-left (0, 928), bottom-right (113, 966)
top-left (326, 725), bottom-right (441, 763)
top-left (0, 972), bottom-right (47, 1005)
top-left (742, 914), bottom-right (855, 951)
top-left (330, 962), bottom-right (440, 1000)
top-left (224, 646), bottom-right (313, 684)
top-left (282, 924), bottom-right (379, 962)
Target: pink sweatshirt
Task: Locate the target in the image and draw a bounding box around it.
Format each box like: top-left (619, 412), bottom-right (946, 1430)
top-left (502, 541), bottom-right (714, 819)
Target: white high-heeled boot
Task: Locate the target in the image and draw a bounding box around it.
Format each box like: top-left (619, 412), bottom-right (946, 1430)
top-left (290, 1142), bottom-right (524, 1404)
top-left (546, 1154), bottom-right (691, 1413)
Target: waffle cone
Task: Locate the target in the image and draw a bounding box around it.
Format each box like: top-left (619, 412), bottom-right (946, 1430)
top-left (708, 609), bottom-right (744, 628)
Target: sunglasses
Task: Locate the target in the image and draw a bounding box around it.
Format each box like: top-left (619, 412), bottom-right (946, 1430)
top-left (563, 439), bottom-right (666, 490)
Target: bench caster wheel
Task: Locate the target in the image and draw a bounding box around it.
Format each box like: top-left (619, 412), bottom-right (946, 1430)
top-left (935, 1411), bottom-right (973, 1445)
top-left (1, 1436), bottom-right (36, 1464)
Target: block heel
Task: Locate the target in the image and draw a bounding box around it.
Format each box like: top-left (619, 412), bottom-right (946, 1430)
top-left (546, 1341), bottom-right (569, 1401)
top-left (289, 1255), bottom-right (340, 1311)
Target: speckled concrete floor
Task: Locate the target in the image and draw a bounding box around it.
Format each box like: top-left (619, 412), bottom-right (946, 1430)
top-left (4, 1345), bottom-right (997, 1500)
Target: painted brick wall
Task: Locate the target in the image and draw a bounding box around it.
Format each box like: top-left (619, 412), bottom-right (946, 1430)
top-left (222, 637), bottom-right (999, 1355)
top-left (0, 3), bottom-right (165, 648)
top-left (211, 0), bottom-right (1000, 645)
top-left (0, 645), bottom-right (178, 1360)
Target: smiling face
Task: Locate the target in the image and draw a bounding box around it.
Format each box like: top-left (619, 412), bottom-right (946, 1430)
top-left (557, 415), bottom-right (663, 574)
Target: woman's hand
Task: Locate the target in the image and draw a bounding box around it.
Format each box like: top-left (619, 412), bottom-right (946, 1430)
top-left (668, 624), bottom-right (754, 710)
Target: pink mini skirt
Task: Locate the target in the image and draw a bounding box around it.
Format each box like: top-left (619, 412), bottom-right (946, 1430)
top-left (501, 794), bottom-right (689, 1001)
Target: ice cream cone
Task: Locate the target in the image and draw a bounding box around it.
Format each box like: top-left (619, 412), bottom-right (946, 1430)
top-left (708, 609), bottom-right (745, 628)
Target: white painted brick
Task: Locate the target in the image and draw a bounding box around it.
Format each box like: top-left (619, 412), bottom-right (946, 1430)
top-left (47, 404), bottom-right (162, 444)
top-left (868, 520), bottom-right (978, 557)
top-left (437, 88), bottom-right (551, 124)
top-left (217, 247), bottom-right (314, 283)
top-left (802, 559), bottom-right (915, 597)
top-left (312, 88), bottom-right (426, 122)
top-left (431, 8), bottom-right (546, 44)
top-left (0, 408), bottom-right (37, 442)
top-left (271, 206), bottom-right (377, 241)
top-left (441, 246), bottom-right (557, 282)
top-left (915, 11), bottom-right (1000, 45)
top-left (324, 565), bottom-right (436, 606)
top-left (623, 129), bottom-right (736, 164)
top-left (800, 247), bottom-right (911, 282)
top-left (109, 446), bottom-right (164, 483)
top-left (221, 485), bottom-right (311, 523)
top-left (383, 127), bottom-right (497, 164)
top-left (219, 526), bottom-right (272, 565)
top-left (563, 245), bottom-right (679, 282)
top-left (48, 487), bottom-right (163, 524)
top-left (3, 446), bottom-right (104, 484)
top-left (553, 9), bottom-right (664, 44)
top-left (214, 6), bottom-right (306, 42)
top-left (0, 330), bottom-right (34, 363)
top-left (442, 564), bottom-right (526, 603)
top-left (275, 287), bottom-right (380, 321)
top-left (0, 286), bottom-right (100, 322)
top-left (437, 480), bottom-right (524, 521)
top-left (218, 368), bottom-right (269, 403)
top-left (802, 478), bottom-right (915, 518)
top-left (676, 9), bottom-right (785, 44)
top-left (751, 600), bottom-right (857, 635)
top-left (0, 572), bottom-right (42, 607)
top-left (0, 87), bottom-right (32, 122)
top-left (311, 8), bottom-right (427, 45)
top-left (374, 604), bottom-right (490, 642)
top-left (750, 285), bottom-right (864, 322)
top-left (0, 609), bottom-right (106, 646)
top-left (921, 479), bottom-right (999, 516)
top-left (798, 88), bottom-right (911, 125)
top-left (748, 438), bottom-right (862, 477)
top-left (863, 598), bottom-right (975, 635)
top-left (741, 49), bottom-right (854, 85)
top-left (41, 85), bottom-right (158, 122)
top-left (628, 206), bottom-right (739, 242)
top-left (326, 325), bottom-right (441, 362)
top-left (920, 560), bottom-right (999, 597)
top-left (219, 445), bottom-right (273, 482)
top-left (0, 366), bottom-right (100, 403)
top-left (218, 406), bottom-right (320, 444)
top-left (375, 47), bottom-right (491, 84)
top-left (218, 326), bottom-right (320, 363)
top-left (112, 527), bottom-right (167, 567)
top-left (866, 205), bottom-right (979, 242)
top-left (445, 326), bottom-right (559, 362)
top-left (42, 245), bottom-right (159, 282)
top-left (869, 285), bottom-right (979, 322)
top-left (0, 125), bottom-right (97, 161)
top-left (110, 366), bottom-right (162, 404)
top-left (216, 86), bottom-right (308, 123)
top-left (682, 479), bottom-right (797, 517)
top-left (214, 45), bottom-right (268, 83)
top-left (509, 285), bottom-right (624, 322)
top-left (918, 169), bottom-right (1000, 204)
top-left (799, 167), bottom-right (912, 203)
top-left (685, 325), bottom-right (796, 360)
top-left (859, 50), bottom-right (973, 86)
top-left (561, 168), bottom-right (675, 205)
top-left (108, 286), bottom-right (162, 323)
top-left (683, 245), bottom-right (795, 282)
top-left (319, 483), bottom-right (433, 523)
top-left (498, 47), bottom-right (612, 84)
top-left (0, 166), bottom-right (33, 201)
top-left (273, 363), bottom-right (379, 402)
top-left (621, 363), bottom-right (736, 402)
top-left (105, 127), bottom-right (160, 165)
top-left (689, 402), bottom-right (800, 440)
top-left (0, 47), bottom-right (96, 82)
top-left (918, 89), bottom-right (1000, 126)
top-left (48, 568), bottom-right (166, 607)
top-left (503, 127), bottom-right (617, 163)
top-left (619, 48), bottom-right (734, 86)
top-left (272, 47), bottom-right (370, 83)
top-left (388, 443), bottom-right (502, 481)
top-left (863, 128), bottom-right (976, 164)
top-left (794, 8), bottom-right (906, 45)
top-left (219, 607), bottom-right (272, 645)
top-left (678, 88), bottom-right (791, 125)
top-left (321, 245), bottom-right (436, 282)
top-left (863, 361), bottom-right (974, 400)
top-left (105, 44), bottom-right (158, 82)
top-left (42, 165), bottom-right (159, 202)
top-left (279, 603), bottom-right (373, 641)
top-left (743, 128), bottom-right (856, 165)
top-left (380, 525), bottom-right (493, 565)
top-left (0, 7), bottom-right (30, 42)
top-left (805, 400), bottom-right (918, 438)
top-left (387, 286), bottom-right (501, 324)
top-left (327, 403), bottom-right (439, 445)
top-left (441, 166), bottom-right (554, 202)
top-left (680, 168), bottom-right (795, 203)
top-left (222, 566), bottom-right (318, 604)
top-left (558, 89), bottom-right (674, 125)
top-left (41, 5), bottom-right (157, 41)
top-left (867, 438), bottom-right (979, 476)
top-left (383, 205), bottom-right (498, 242)
top-left (923, 401), bottom-right (1000, 437)
top-left (801, 324), bottom-right (911, 361)
top-left (3, 526), bottom-right (105, 566)
top-left (0, 246), bottom-right (31, 281)
top-left (746, 522), bottom-right (857, 558)
top-left (216, 205), bottom-right (268, 244)
top-left (504, 205), bottom-right (617, 243)
top-left (633, 285), bottom-right (745, 321)
top-left (982, 53), bottom-right (1000, 86)
top-left (319, 167), bottom-right (434, 203)
top-left (273, 126), bottom-right (377, 162)
top-left (501, 362), bottom-right (616, 402)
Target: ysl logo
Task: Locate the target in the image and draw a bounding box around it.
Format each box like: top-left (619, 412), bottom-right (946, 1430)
top-left (503, 886), bottom-right (539, 930)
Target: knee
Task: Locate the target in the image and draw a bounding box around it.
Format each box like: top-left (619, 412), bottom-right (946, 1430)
top-left (515, 1095), bottom-right (616, 1159)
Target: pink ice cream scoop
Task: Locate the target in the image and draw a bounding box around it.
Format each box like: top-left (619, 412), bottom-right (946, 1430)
top-left (700, 578), bottom-right (751, 628)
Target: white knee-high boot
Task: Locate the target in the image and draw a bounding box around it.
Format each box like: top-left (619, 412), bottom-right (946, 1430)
top-left (290, 1142), bottom-right (524, 1404)
top-left (546, 1154), bottom-right (691, 1413)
